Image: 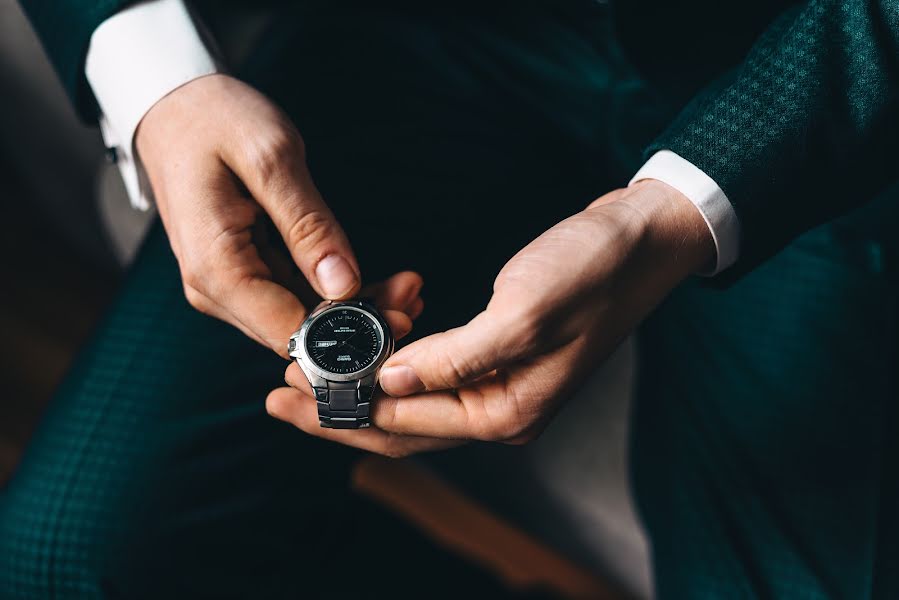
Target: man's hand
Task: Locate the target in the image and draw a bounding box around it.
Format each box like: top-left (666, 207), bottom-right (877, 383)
top-left (137, 74), bottom-right (361, 356)
top-left (267, 180), bottom-right (715, 455)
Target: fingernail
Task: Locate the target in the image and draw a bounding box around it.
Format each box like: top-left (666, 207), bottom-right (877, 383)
top-left (316, 255), bottom-right (358, 299)
top-left (380, 366), bottom-right (424, 397)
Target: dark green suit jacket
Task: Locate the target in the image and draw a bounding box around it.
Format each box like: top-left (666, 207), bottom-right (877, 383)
top-left (18, 0), bottom-right (899, 280)
top-left (9, 3), bottom-right (899, 598)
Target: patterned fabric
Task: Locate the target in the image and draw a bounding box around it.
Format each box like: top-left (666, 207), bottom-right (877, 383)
top-left (0, 224), bottom-right (513, 598)
top-left (1, 6), bottom-right (642, 597)
top-left (20, 0), bottom-right (899, 277)
top-left (634, 222), bottom-right (899, 598)
top-left (7, 0), bottom-right (899, 598)
top-left (650, 0), bottom-right (899, 277)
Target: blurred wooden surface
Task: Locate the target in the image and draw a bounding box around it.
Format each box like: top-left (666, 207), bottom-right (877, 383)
top-left (353, 456), bottom-right (628, 600)
top-left (0, 158), bottom-right (117, 485)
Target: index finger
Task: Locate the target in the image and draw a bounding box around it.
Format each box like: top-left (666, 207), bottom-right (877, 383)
top-left (373, 341), bottom-right (583, 440)
top-left (215, 273), bottom-right (307, 358)
top-left (266, 386), bottom-right (461, 457)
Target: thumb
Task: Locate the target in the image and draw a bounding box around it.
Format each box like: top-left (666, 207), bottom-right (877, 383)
top-left (379, 310), bottom-right (530, 396)
top-left (226, 132), bottom-right (361, 300)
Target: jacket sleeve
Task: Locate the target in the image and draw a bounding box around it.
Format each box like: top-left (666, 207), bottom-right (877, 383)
top-left (17, 0), bottom-right (132, 121)
top-left (647, 0), bottom-right (899, 278)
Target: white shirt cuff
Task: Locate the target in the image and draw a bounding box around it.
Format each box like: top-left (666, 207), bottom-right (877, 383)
top-left (85, 0), bottom-right (220, 211)
top-left (630, 150), bottom-right (740, 275)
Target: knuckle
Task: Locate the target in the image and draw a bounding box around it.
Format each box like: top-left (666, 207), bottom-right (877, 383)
top-left (434, 349), bottom-right (474, 388)
top-left (372, 397), bottom-right (399, 431)
top-left (473, 387), bottom-right (539, 443)
top-left (493, 414), bottom-right (531, 442)
top-left (181, 268), bottom-right (203, 292)
top-left (265, 392), bottom-right (287, 419)
top-left (189, 226), bottom-right (263, 299)
top-left (467, 405), bottom-right (513, 442)
top-left (245, 131), bottom-right (301, 183)
top-left (178, 240), bottom-right (222, 293)
top-left (182, 258), bottom-right (219, 298)
top-left (286, 210), bottom-right (334, 254)
top-left (182, 283), bottom-right (209, 313)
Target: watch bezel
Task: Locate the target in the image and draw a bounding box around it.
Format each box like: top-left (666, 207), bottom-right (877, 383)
top-left (290, 302), bottom-right (393, 383)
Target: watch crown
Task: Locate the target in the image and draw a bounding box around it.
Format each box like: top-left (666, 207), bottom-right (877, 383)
top-left (288, 338), bottom-right (297, 352)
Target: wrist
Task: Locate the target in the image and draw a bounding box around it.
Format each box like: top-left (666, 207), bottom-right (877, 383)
top-left (620, 179), bottom-right (717, 280)
top-left (135, 73), bottom-right (225, 156)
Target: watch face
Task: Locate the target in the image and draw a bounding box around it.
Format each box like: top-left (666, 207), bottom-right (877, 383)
top-left (305, 307), bottom-right (384, 375)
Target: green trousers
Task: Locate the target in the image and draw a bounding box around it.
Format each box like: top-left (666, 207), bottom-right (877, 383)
top-left (635, 215), bottom-right (899, 599)
top-left (3, 3), bottom-right (898, 598)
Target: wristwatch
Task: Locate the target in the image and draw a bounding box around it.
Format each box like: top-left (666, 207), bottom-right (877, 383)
top-left (288, 300), bottom-right (394, 429)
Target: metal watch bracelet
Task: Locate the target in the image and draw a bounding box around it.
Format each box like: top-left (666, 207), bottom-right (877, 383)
top-left (313, 380), bottom-right (374, 429)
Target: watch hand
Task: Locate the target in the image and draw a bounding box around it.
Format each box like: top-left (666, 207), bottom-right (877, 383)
top-left (343, 340), bottom-right (364, 354)
top-left (337, 331), bottom-right (362, 349)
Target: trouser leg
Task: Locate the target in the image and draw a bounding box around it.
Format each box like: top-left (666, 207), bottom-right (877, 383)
top-left (2, 4), bottom-right (649, 598)
top-left (633, 223), bottom-right (899, 599)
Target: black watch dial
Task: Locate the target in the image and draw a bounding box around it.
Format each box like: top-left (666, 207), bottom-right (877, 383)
top-left (305, 307), bottom-right (384, 375)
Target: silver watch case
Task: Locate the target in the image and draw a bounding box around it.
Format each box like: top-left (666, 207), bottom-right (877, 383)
top-left (287, 300), bottom-right (395, 389)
